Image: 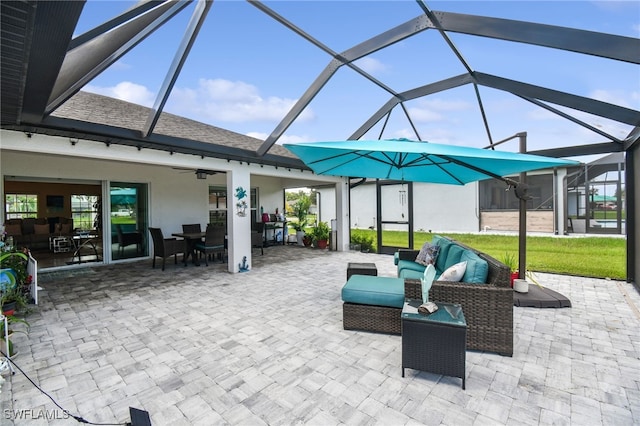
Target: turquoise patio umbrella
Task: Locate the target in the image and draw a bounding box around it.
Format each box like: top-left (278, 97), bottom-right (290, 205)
top-left (284, 139), bottom-right (579, 188)
top-left (285, 139), bottom-right (580, 277)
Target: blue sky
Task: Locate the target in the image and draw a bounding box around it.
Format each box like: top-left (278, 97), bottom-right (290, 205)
top-left (76, 1), bottom-right (639, 161)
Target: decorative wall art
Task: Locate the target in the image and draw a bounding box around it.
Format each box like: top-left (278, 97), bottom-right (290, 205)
top-left (235, 186), bottom-right (247, 217)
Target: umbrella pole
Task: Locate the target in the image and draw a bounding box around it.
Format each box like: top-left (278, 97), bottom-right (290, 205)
top-left (518, 133), bottom-right (527, 280)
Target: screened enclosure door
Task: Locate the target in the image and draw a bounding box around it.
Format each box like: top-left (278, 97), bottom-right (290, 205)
top-left (109, 183), bottom-right (148, 260)
top-left (376, 180), bottom-right (413, 255)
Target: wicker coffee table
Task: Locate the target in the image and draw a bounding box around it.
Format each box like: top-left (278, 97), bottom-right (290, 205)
top-left (401, 299), bottom-right (467, 389)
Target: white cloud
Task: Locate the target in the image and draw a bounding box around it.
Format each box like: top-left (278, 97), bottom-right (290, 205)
top-left (84, 78), bottom-right (315, 127)
top-left (407, 108), bottom-right (444, 122)
top-left (390, 128), bottom-right (418, 140)
top-left (527, 107), bottom-right (561, 121)
top-left (246, 131), bottom-right (267, 141)
top-left (353, 57), bottom-right (388, 74)
top-left (169, 78), bottom-right (315, 124)
top-left (84, 81), bottom-right (155, 107)
top-left (247, 132), bottom-right (311, 144)
top-left (589, 89), bottom-right (634, 108)
top-left (407, 98), bottom-right (472, 123)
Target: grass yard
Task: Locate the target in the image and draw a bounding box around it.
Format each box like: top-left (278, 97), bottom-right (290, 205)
top-left (352, 230), bottom-right (626, 280)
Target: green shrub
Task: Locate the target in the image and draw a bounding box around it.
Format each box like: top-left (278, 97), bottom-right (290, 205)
top-left (351, 231), bottom-right (375, 252)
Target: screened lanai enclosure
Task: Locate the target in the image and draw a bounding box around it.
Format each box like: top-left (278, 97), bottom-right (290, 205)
top-left (0, 1), bottom-right (638, 283)
top-left (566, 153), bottom-right (626, 235)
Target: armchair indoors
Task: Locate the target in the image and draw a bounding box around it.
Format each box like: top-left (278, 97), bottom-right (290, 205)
top-left (148, 227), bottom-right (184, 271)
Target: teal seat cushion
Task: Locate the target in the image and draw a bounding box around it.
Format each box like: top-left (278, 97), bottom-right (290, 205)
top-left (461, 250), bottom-right (489, 283)
top-left (394, 252), bottom-right (399, 265)
top-left (341, 275), bottom-right (405, 308)
top-left (399, 268), bottom-right (424, 280)
top-left (397, 259), bottom-right (425, 277)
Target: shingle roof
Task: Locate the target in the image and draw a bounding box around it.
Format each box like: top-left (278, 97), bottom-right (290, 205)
top-left (51, 91), bottom-right (298, 160)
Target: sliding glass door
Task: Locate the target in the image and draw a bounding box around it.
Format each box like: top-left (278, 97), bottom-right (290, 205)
top-left (109, 183), bottom-right (148, 260)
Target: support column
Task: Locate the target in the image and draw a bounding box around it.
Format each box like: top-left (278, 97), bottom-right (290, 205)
top-left (628, 144), bottom-right (638, 286)
top-left (336, 178), bottom-right (350, 251)
top-left (227, 169), bottom-right (251, 273)
top-left (555, 168), bottom-right (567, 235)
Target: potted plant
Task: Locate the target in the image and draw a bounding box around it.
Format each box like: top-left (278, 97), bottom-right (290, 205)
top-left (0, 313), bottom-right (30, 357)
top-left (500, 252), bottom-right (540, 292)
top-left (500, 252), bottom-right (519, 288)
top-left (311, 221), bottom-right (330, 249)
top-left (1, 284), bottom-right (30, 316)
top-left (302, 235), bottom-right (313, 247)
top-left (291, 195), bottom-right (311, 246)
top-left (0, 248), bottom-right (31, 315)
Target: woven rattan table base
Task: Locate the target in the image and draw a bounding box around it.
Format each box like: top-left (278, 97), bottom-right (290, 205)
top-left (402, 315), bottom-right (466, 389)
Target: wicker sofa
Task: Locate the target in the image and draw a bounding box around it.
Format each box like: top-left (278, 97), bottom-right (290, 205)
top-left (342, 236), bottom-right (513, 356)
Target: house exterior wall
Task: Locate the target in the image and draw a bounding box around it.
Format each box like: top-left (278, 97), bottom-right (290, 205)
top-left (2, 146), bottom-right (210, 235)
top-left (350, 181), bottom-right (479, 233)
top-left (316, 187), bottom-right (337, 226)
top-left (0, 130), bottom-right (344, 270)
top-left (253, 176), bottom-right (286, 216)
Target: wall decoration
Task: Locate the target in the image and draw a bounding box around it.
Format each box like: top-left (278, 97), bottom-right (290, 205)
top-left (238, 256), bottom-right (249, 272)
top-left (235, 186), bottom-right (247, 217)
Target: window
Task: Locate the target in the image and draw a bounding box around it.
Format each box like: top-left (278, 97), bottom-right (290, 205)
top-left (5, 194), bottom-right (37, 219)
top-left (71, 195), bottom-right (99, 230)
top-left (208, 186), bottom-right (258, 227)
top-left (208, 186), bottom-right (227, 226)
top-left (479, 175), bottom-right (554, 211)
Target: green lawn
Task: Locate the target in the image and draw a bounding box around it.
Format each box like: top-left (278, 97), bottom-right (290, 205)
top-left (353, 230), bottom-right (626, 280)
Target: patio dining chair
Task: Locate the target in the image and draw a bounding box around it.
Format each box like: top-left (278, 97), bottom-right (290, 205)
top-left (195, 223), bottom-right (226, 266)
top-left (252, 222), bottom-right (264, 255)
top-left (182, 223), bottom-right (202, 234)
top-left (149, 227), bottom-right (184, 271)
top-left (116, 224), bottom-right (143, 257)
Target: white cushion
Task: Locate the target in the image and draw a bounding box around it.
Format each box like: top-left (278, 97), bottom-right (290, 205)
top-left (439, 261), bottom-right (467, 282)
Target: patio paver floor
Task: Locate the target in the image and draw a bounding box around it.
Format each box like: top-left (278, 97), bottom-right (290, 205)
top-left (1, 245), bottom-right (638, 425)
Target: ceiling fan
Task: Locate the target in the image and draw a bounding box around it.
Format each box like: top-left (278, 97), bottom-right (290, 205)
top-left (172, 167), bottom-right (221, 179)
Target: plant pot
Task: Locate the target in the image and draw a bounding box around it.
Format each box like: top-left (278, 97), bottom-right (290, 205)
top-left (316, 239), bottom-right (328, 249)
top-left (2, 301), bottom-right (16, 316)
top-left (510, 272), bottom-right (519, 288)
top-left (0, 338), bottom-right (16, 357)
top-left (296, 231), bottom-right (306, 246)
top-left (513, 278), bottom-right (529, 293)
top-left (303, 236), bottom-right (312, 247)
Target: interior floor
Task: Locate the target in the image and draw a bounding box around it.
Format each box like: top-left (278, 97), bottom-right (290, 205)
top-left (29, 242), bottom-right (147, 269)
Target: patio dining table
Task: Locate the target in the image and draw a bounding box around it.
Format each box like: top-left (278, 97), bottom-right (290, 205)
top-left (172, 231), bottom-right (205, 266)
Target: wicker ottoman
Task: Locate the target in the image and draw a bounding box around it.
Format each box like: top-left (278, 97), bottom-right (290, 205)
top-left (341, 275), bottom-right (405, 335)
top-left (346, 262), bottom-right (378, 280)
